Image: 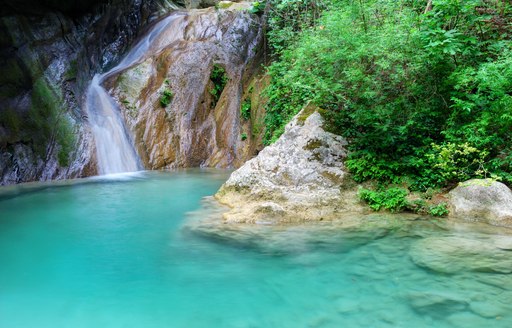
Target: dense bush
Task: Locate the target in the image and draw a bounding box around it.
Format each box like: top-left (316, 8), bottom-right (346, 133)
top-left (210, 64), bottom-right (228, 107)
top-left (359, 188), bottom-right (409, 213)
top-left (264, 0), bottom-right (512, 191)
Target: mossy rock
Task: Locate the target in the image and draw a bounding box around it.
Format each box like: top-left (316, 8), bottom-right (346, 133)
top-left (296, 102), bottom-right (318, 125)
top-left (217, 1), bottom-right (235, 9)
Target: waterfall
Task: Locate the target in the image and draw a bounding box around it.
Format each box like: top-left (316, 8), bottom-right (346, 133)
top-left (85, 13), bottom-right (183, 175)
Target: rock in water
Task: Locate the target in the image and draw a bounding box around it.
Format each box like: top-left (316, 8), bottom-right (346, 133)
top-left (449, 179), bottom-right (512, 228)
top-left (215, 105), bottom-right (363, 224)
top-left (409, 236), bottom-right (512, 274)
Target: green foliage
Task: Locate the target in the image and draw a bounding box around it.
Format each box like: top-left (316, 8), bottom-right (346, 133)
top-left (359, 188), bottom-right (408, 213)
top-left (427, 142), bottom-right (489, 185)
top-left (428, 203), bottom-right (449, 217)
top-left (263, 0), bottom-right (512, 189)
top-left (160, 89), bottom-right (173, 108)
top-left (210, 64), bottom-right (228, 107)
top-left (267, 0), bottom-right (329, 55)
top-left (0, 108), bottom-right (21, 136)
top-left (241, 132), bottom-right (248, 141)
top-left (249, 1), bottom-right (264, 14)
top-left (27, 77), bottom-right (76, 165)
top-left (360, 186), bottom-right (450, 216)
top-left (64, 59), bottom-right (78, 81)
top-left (241, 98), bottom-right (251, 120)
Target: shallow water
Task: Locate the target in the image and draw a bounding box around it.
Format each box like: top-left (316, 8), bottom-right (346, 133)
top-left (1, 170), bottom-right (511, 327)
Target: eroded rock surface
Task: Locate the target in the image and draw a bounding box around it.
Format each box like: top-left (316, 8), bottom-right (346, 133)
top-left (449, 179), bottom-right (512, 228)
top-left (214, 106), bottom-right (363, 224)
top-left (107, 5), bottom-right (264, 169)
top-left (0, 0), bottom-right (177, 184)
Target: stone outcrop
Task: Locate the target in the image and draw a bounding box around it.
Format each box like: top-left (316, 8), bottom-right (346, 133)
top-left (449, 179), bottom-right (512, 228)
top-left (213, 105), bottom-right (364, 224)
top-left (0, 0), bottom-right (178, 185)
top-left (106, 5), bottom-right (264, 169)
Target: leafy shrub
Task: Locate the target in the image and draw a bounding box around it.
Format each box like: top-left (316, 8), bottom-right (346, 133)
top-left (427, 142), bottom-right (489, 186)
top-left (160, 89), bottom-right (173, 107)
top-left (210, 64), bottom-right (228, 107)
top-left (428, 203), bottom-right (449, 217)
top-left (266, 0), bottom-right (328, 55)
top-left (263, 0), bottom-right (512, 189)
top-left (249, 1), bottom-right (264, 15)
top-left (241, 98), bottom-right (251, 120)
top-left (359, 188), bottom-right (408, 213)
top-left (241, 132), bottom-right (248, 141)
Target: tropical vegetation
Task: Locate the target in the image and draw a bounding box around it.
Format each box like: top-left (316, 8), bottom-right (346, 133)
top-left (262, 0), bottom-right (511, 212)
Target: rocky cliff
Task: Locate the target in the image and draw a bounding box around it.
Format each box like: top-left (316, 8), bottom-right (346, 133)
top-left (0, 0), bottom-right (181, 184)
top-left (105, 4), bottom-right (264, 169)
top-left (1, 0), bottom-right (265, 184)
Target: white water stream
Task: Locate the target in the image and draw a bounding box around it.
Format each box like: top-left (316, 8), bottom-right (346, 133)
top-left (85, 13), bottom-right (185, 175)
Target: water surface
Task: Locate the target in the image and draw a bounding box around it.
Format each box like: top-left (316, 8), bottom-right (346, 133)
top-left (1, 170), bottom-right (511, 327)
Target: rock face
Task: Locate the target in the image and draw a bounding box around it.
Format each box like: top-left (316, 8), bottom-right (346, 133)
top-left (214, 106), bottom-right (363, 224)
top-left (449, 179), bottom-right (512, 228)
top-left (106, 5), bottom-right (264, 169)
top-left (0, 0), bottom-right (178, 185)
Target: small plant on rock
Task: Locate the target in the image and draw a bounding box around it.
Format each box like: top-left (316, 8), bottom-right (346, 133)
top-left (241, 98), bottom-right (251, 120)
top-left (160, 89), bottom-right (173, 108)
top-left (428, 203), bottom-right (449, 217)
top-left (359, 188), bottom-right (408, 213)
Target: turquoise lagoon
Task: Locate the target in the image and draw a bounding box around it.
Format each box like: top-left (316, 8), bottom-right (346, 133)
top-left (1, 170), bottom-right (511, 327)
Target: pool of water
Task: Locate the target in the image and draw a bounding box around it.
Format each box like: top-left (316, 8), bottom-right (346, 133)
top-left (1, 170), bottom-right (511, 327)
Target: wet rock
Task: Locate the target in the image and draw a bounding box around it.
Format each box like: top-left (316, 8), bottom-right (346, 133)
top-left (407, 291), bottom-right (469, 318)
top-left (449, 179), bottom-right (512, 228)
top-left (0, 0), bottom-right (176, 184)
top-left (409, 236), bottom-right (512, 274)
top-left (108, 6), bottom-right (264, 169)
top-left (446, 311), bottom-right (495, 327)
top-left (475, 274), bottom-right (512, 291)
top-left (214, 105), bottom-right (363, 224)
top-left (469, 301), bottom-right (506, 318)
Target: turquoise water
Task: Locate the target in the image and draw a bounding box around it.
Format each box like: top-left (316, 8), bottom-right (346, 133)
top-left (1, 170), bottom-right (511, 327)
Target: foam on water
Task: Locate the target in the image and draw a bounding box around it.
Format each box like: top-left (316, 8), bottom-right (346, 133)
top-left (1, 171), bottom-right (511, 327)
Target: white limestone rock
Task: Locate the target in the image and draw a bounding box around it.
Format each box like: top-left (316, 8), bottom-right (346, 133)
top-left (449, 179), bottom-right (512, 228)
top-left (215, 105), bottom-right (363, 223)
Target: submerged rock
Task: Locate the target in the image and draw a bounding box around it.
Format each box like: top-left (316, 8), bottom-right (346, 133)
top-left (449, 179), bottom-right (512, 228)
top-left (214, 105), bottom-right (364, 224)
top-left (409, 236), bottom-right (512, 274)
top-left (184, 196), bottom-right (420, 254)
top-left (407, 291), bottom-right (469, 318)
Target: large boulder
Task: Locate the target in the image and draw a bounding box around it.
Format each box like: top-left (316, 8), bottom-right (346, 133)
top-left (449, 179), bottom-right (512, 228)
top-left (214, 105), bottom-right (363, 224)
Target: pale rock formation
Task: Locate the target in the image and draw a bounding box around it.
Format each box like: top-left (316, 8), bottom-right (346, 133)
top-left (214, 105), bottom-right (364, 224)
top-left (449, 179), bottom-right (512, 228)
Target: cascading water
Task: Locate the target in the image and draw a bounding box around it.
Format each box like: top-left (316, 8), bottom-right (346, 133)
top-left (85, 13), bottom-right (184, 175)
